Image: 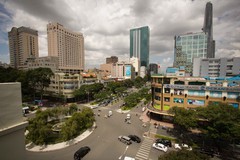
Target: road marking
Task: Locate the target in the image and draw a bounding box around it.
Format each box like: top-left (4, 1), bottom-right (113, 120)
top-left (135, 138), bottom-right (153, 160)
top-left (118, 145), bottom-right (129, 159)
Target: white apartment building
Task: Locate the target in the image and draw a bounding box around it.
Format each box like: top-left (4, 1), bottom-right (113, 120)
top-left (193, 57), bottom-right (240, 77)
top-left (112, 61), bottom-right (135, 80)
top-left (130, 57), bottom-right (140, 76)
top-left (47, 22), bottom-right (84, 73)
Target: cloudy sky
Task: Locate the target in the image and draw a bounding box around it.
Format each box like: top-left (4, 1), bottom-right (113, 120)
top-left (0, 0), bottom-right (239, 71)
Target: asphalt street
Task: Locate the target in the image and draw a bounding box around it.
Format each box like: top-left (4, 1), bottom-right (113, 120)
top-left (26, 100), bottom-right (162, 160)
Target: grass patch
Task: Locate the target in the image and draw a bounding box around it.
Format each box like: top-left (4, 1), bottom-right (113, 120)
top-left (154, 104), bottom-right (161, 110)
top-left (154, 105), bottom-right (170, 111)
top-left (163, 105), bottom-right (170, 111)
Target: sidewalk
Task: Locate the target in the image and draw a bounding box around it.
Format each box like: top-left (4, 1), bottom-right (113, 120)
top-left (26, 123), bottom-right (96, 152)
top-left (139, 109), bottom-right (173, 128)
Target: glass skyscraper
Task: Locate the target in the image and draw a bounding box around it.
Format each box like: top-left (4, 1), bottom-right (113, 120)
top-left (174, 32), bottom-right (208, 73)
top-left (130, 26), bottom-right (149, 68)
top-left (173, 2), bottom-right (215, 74)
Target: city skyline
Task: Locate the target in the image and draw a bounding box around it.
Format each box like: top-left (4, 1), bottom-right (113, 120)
top-left (0, 0), bottom-right (239, 71)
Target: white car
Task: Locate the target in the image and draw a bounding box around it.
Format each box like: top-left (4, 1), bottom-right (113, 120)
top-left (152, 143), bottom-right (168, 152)
top-left (124, 156), bottom-right (135, 160)
top-left (174, 143), bottom-right (192, 151)
top-left (90, 105), bottom-right (98, 109)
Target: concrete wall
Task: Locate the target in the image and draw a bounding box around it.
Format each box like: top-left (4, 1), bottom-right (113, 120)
top-left (0, 83), bottom-right (23, 129)
top-left (0, 83), bottom-right (28, 160)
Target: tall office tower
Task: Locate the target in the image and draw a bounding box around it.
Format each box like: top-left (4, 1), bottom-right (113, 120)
top-left (47, 22), bottom-right (84, 73)
top-left (202, 2), bottom-right (215, 58)
top-left (8, 27), bottom-right (39, 69)
top-left (174, 32), bottom-right (208, 73)
top-left (130, 26), bottom-right (149, 68)
top-left (106, 56), bottom-right (118, 64)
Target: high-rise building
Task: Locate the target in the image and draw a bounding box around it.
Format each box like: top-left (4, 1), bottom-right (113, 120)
top-left (174, 32), bottom-right (208, 73)
top-left (47, 22), bottom-right (84, 73)
top-left (202, 2), bottom-right (215, 58)
top-left (130, 26), bottom-right (149, 68)
top-left (8, 27), bottom-right (39, 69)
top-left (106, 56), bottom-right (118, 64)
top-left (173, 2), bottom-right (215, 74)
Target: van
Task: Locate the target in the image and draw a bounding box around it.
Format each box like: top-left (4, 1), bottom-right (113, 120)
top-left (118, 135), bottom-right (132, 145)
top-left (108, 110), bottom-right (112, 117)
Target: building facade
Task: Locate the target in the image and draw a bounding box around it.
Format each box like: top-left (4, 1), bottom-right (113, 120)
top-left (130, 57), bottom-right (140, 76)
top-left (173, 2), bottom-right (215, 74)
top-left (106, 56), bottom-right (118, 64)
top-left (8, 27), bottom-right (39, 69)
top-left (47, 22), bottom-right (84, 73)
top-left (0, 83), bottom-right (28, 160)
top-left (151, 75), bottom-right (240, 113)
top-left (112, 61), bottom-right (135, 80)
top-left (130, 26), bottom-right (149, 68)
top-left (149, 63), bottom-right (158, 75)
top-left (27, 56), bottom-right (58, 72)
top-left (173, 32), bottom-right (208, 73)
top-left (193, 57), bottom-right (240, 77)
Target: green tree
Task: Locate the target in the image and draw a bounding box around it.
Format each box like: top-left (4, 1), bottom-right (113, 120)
top-left (197, 103), bottom-right (240, 141)
top-left (94, 90), bottom-right (111, 102)
top-left (27, 110), bottom-right (53, 145)
top-left (106, 81), bottom-right (122, 94)
top-left (69, 104), bottom-right (78, 115)
top-left (169, 106), bottom-right (198, 132)
top-left (134, 76), bottom-right (145, 88)
top-left (158, 150), bottom-right (209, 160)
top-left (27, 68), bottom-right (53, 100)
top-left (122, 79), bottom-right (134, 88)
top-left (124, 92), bottom-right (141, 109)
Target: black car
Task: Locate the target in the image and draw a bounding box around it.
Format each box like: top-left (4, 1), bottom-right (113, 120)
top-left (155, 138), bottom-right (172, 147)
top-left (128, 135), bottom-right (141, 143)
top-left (74, 146), bottom-right (90, 160)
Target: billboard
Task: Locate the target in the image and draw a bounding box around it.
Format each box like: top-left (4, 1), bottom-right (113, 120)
top-left (125, 65), bottom-right (131, 77)
top-left (187, 99), bottom-right (205, 106)
top-left (173, 98), bottom-right (184, 103)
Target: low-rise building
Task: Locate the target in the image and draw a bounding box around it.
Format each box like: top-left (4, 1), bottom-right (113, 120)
top-left (150, 75), bottom-right (240, 114)
top-left (193, 57), bottom-right (240, 77)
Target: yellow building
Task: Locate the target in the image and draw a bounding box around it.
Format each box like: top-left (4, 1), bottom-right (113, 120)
top-left (151, 75), bottom-right (240, 114)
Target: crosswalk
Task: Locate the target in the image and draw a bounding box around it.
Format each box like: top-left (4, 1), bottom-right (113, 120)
top-left (135, 138), bottom-right (153, 160)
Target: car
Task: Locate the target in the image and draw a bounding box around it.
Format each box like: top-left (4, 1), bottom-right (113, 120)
top-left (124, 156), bottom-right (135, 160)
top-left (128, 135), bottom-right (141, 143)
top-left (155, 138), bottom-right (172, 147)
top-left (118, 135), bottom-right (132, 145)
top-left (90, 105), bottom-right (98, 109)
top-left (174, 143), bottom-right (192, 151)
top-left (74, 146), bottom-right (90, 160)
top-left (126, 113), bottom-right (131, 119)
top-left (152, 143), bottom-right (168, 152)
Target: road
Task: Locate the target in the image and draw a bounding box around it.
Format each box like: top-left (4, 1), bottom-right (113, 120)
top-left (26, 100), bottom-right (162, 160)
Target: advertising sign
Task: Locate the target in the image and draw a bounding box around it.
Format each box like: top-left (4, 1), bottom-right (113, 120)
top-left (187, 99), bottom-right (205, 106)
top-left (125, 65), bottom-right (131, 77)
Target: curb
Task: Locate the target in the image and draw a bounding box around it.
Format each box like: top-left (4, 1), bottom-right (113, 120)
top-left (26, 123), bottom-right (96, 152)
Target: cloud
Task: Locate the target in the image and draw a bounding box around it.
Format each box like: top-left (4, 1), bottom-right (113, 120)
top-left (0, 0), bottom-right (239, 70)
